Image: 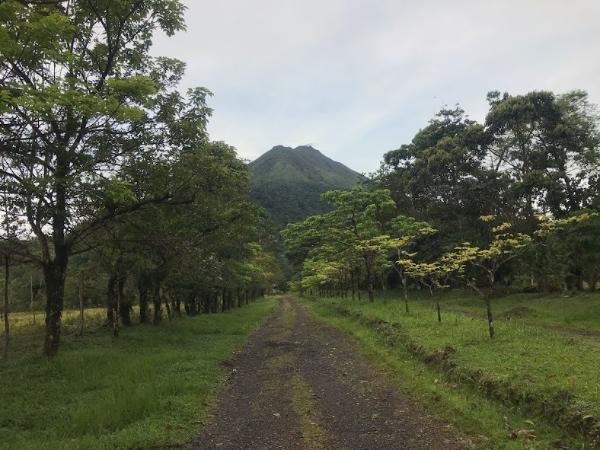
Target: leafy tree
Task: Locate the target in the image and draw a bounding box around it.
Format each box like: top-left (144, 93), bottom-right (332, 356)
top-left (533, 211), bottom-right (600, 291)
top-left (376, 90), bottom-right (600, 292)
top-left (400, 254), bottom-right (460, 323)
top-left (381, 216), bottom-right (435, 312)
top-left (284, 188), bottom-right (397, 302)
top-left (0, 0), bottom-right (212, 355)
top-left (377, 107), bottom-right (499, 244)
top-left (486, 91), bottom-right (600, 226)
top-left (321, 188), bottom-right (396, 301)
top-left (449, 216), bottom-right (532, 338)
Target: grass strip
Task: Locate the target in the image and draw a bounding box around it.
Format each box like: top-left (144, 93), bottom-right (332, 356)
top-left (0, 299), bottom-right (276, 450)
top-left (305, 298), bottom-right (597, 449)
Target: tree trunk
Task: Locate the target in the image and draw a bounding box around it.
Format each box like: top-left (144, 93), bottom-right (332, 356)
top-left (429, 286), bottom-right (441, 322)
top-left (138, 283), bottom-right (149, 323)
top-left (3, 255), bottom-right (9, 358)
top-left (164, 297), bottom-right (172, 321)
top-left (402, 279), bottom-right (409, 314)
top-left (222, 288), bottom-right (228, 312)
top-left (211, 292), bottom-right (218, 313)
top-left (112, 276), bottom-right (120, 337)
top-left (364, 260), bottom-right (375, 302)
top-left (152, 283), bottom-right (162, 324)
top-left (485, 294), bottom-right (495, 339)
top-left (118, 275), bottom-right (131, 326)
top-left (30, 275), bottom-right (36, 325)
top-left (367, 283), bottom-right (374, 302)
top-left (174, 298), bottom-right (181, 316)
top-left (43, 256), bottom-right (68, 357)
top-left (78, 271), bottom-right (84, 336)
top-left (106, 272), bottom-right (117, 324)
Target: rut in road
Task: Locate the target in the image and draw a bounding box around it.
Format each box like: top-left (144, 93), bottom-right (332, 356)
top-left (188, 296), bottom-right (467, 450)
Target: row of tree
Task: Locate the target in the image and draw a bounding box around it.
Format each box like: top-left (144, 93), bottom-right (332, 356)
top-left (283, 92), bottom-right (600, 335)
top-left (283, 186), bottom-right (598, 338)
top-left (0, 0), bottom-right (281, 356)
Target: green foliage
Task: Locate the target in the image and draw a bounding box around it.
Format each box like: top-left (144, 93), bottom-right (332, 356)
top-left (0, 0), bottom-right (282, 354)
top-left (378, 107), bottom-right (496, 244)
top-left (284, 188), bottom-right (430, 302)
top-left (374, 89), bottom-right (600, 295)
top-left (307, 295), bottom-right (598, 448)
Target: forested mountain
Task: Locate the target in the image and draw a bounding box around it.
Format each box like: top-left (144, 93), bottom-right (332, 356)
top-left (249, 145), bottom-right (364, 227)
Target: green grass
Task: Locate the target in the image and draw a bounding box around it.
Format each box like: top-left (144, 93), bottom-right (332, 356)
top-left (431, 290), bottom-right (600, 332)
top-left (304, 292), bottom-right (600, 448)
top-left (0, 299), bottom-right (276, 449)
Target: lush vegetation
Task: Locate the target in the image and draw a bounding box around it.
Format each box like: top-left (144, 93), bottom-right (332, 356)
top-left (1, 1), bottom-right (599, 447)
top-left (250, 145), bottom-right (363, 227)
top-left (0, 299), bottom-right (275, 449)
top-left (0, 0), bottom-right (283, 359)
top-left (284, 91), bottom-right (600, 328)
top-left (283, 91), bottom-right (600, 445)
top-left (304, 295), bottom-right (597, 449)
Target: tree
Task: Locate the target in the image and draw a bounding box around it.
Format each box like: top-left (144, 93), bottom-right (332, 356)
top-left (386, 216), bottom-right (435, 313)
top-left (284, 188), bottom-right (397, 302)
top-left (321, 189), bottom-right (397, 302)
top-left (533, 211), bottom-right (600, 291)
top-left (401, 257), bottom-right (459, 323)
top-left (377, 107), bottom-right (499, 244)
top-left (449, 216), bottom-right (532, 338)
top-left (486, 91), bottom-right (600, 227)
top-left (0, 0), bottom-right (212, 355)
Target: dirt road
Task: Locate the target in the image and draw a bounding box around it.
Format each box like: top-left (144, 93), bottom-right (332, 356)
top-left (188, 296), bottom-right (466, 449)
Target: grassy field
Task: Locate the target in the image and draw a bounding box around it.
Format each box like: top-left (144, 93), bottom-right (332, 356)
top-left (432, 290), bottom-right (600, 332)
top-left (0, 299), bottom-right (276, 449)
top-left (304, 291), bottom-right (600, 448)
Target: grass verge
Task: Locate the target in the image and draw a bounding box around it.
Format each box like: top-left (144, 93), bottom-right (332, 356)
top-left (0, 298), bottom-right (276, 449)
top-left (304, 296), bottom-right (599, 449)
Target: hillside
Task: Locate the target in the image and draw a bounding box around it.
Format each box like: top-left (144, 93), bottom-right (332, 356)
top-left (249, 145), bottom-right (363, 227)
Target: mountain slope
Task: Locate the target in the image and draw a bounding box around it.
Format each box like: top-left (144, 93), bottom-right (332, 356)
top-left (249, 145), bottom-right (363, 227)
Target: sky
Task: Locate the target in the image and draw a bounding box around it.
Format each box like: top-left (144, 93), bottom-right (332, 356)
top-left (152, 0), bottom-right (600, 174)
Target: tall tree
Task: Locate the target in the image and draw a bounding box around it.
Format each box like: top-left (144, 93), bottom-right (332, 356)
top-left (485, 90), bottom-right (600, 226)
top-left (378, 107), bottom-right (499, 243)
top-left (0, 0), bottom-right (210, 355)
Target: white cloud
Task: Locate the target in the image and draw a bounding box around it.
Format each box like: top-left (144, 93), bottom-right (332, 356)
top-left (152, 0), bottom-right (600, 172)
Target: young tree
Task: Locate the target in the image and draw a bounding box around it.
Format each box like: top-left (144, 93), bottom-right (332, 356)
top-left (386, 216), bottom-right (435, 313)
top-left (450, 216), bottom-right (532, 338)
top-left (401, 259), bottom-right (452, 323)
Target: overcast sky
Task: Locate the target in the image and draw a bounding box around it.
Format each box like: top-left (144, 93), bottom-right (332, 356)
top-left (152, 0), bottom-right (600, 173)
